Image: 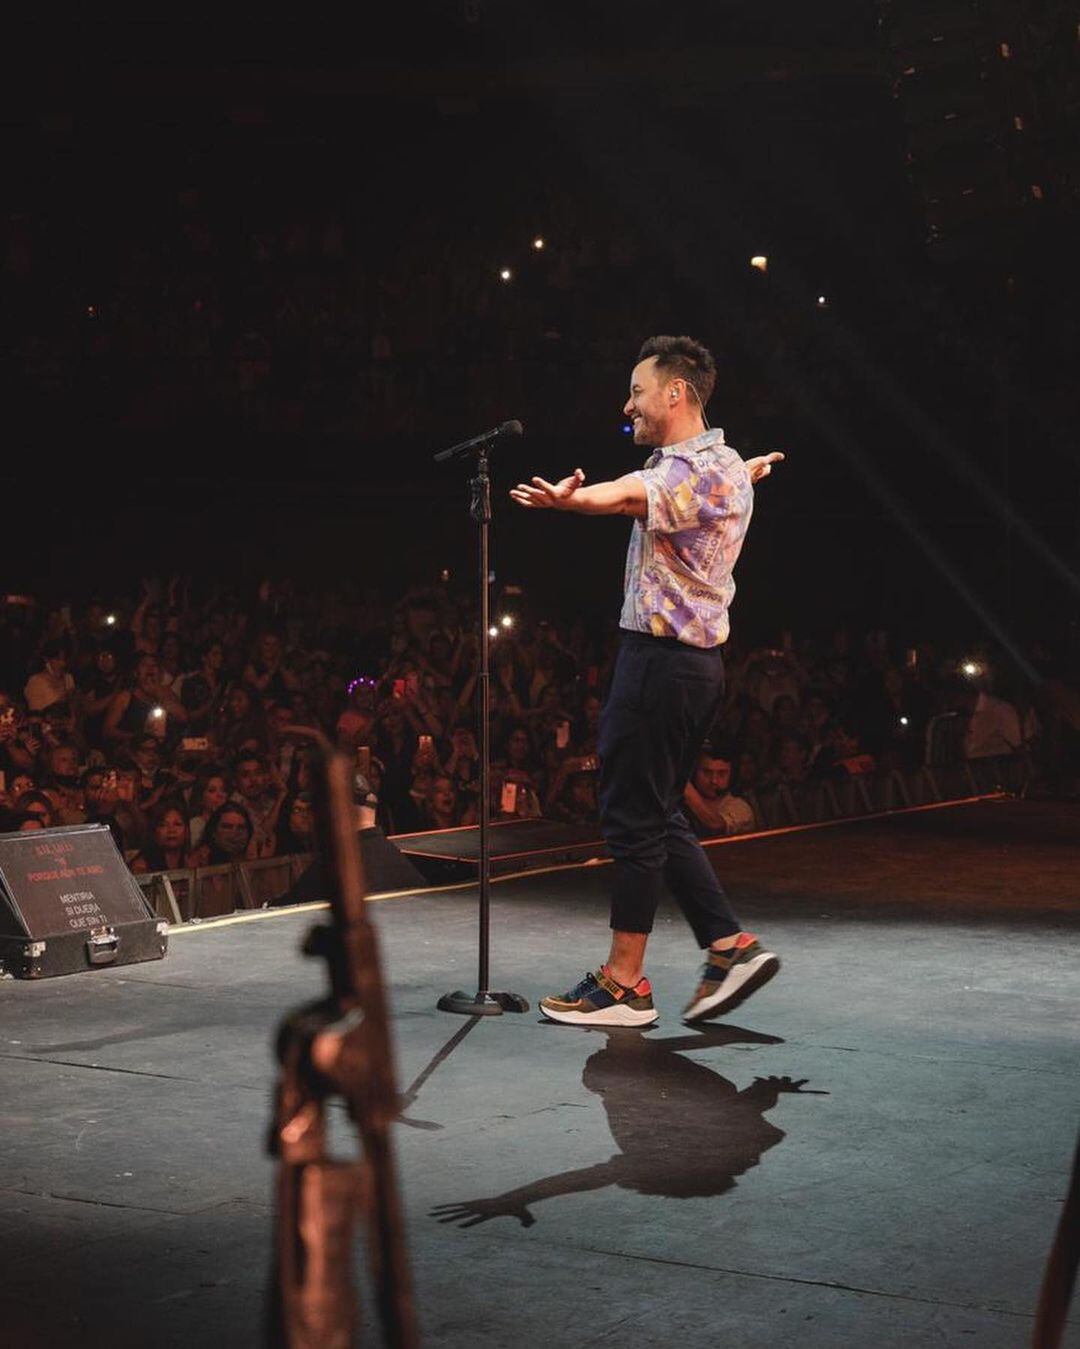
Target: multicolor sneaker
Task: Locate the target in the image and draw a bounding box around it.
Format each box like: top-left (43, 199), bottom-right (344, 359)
top-left (682, 933), bottom-right (780, 1023)
top-left (540, 968), bottom-right (659, 1027)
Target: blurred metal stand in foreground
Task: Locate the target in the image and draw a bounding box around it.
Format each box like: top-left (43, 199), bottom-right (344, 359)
top-left (266, 745), bottom-right (418, 1349)
top-left (1033, 1127), bottom-right (1080, 1349)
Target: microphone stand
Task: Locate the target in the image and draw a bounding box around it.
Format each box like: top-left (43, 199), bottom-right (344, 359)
top-left (437, 444), bottom-right (529, 1017)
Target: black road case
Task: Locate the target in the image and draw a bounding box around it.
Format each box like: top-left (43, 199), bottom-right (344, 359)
top-left (0, 823), bottom-right (168, 979)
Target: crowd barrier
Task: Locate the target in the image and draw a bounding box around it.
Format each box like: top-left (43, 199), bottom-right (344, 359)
top-left (135, 754), bottom-right (1029, 924)
top-left (740, 753), bottom-right (1028, 833)
top-left (136, 853), bottom-right (314, 924)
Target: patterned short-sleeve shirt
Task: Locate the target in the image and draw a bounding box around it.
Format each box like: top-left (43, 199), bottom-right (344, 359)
top-left (618, 428), bottom-right (753, 649)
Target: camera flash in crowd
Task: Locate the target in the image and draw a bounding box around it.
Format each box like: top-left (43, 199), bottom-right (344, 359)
top-left (817, 295), bottom-right (828, 308)
top-left (150, 706), bottom-right (166, 720)
top-left (440, 568), bottom-right (451, 583)
top-left (498, 267), bottom-right (512, 282)
top-left (488, 626), bottom-right (499, 639)
top-left (961, 660), bottom-right (982, 678)
top-left (750, 255), bottom-right (768, 273)
top-left (105, 613), bottom-right (116, 626)
top-left (500, 615), bottom-right (514, 629)
top-left (532, 236), bottom-right (545, 251)
top-left (899, 716), bottom-right (910, 727)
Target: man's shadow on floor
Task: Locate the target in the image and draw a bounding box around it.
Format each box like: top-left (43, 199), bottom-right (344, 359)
top-left (432, 1022), bottom-right (824, 1228)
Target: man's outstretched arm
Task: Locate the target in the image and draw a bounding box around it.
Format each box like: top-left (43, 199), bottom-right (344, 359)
top-left (510, 454), bottom-right (786, 517)
top-left (510, 468), bottom-right (646, 517)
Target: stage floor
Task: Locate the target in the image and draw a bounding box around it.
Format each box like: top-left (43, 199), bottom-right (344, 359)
top-left (1, 799), bottom-right (1077, 1347)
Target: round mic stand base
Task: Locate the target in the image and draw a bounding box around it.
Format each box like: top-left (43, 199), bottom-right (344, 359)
top-left (437, 990), bottom-right (530, 1017)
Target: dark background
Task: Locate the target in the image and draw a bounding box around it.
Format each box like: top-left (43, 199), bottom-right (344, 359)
top-left (3, 5), bottom-right (1078, 652)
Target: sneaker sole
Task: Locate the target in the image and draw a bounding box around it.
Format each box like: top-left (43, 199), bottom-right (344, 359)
top-left (683, 952), bottom-right (781, 1023)
top-left (539, 1002), bottom-right (660, 1027)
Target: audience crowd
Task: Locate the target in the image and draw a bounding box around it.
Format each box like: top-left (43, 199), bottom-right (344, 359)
top-left (1, 575), bottom-right (1073, 877)
top-left (4, 169), bottom-right (826, 445)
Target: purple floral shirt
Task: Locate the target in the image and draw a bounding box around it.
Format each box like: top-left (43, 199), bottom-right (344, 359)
top-left (619, 428), bottom-right (753, 648)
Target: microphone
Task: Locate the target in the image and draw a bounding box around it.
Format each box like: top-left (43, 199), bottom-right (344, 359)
top-left (433, 419), bottom-right (523, 463)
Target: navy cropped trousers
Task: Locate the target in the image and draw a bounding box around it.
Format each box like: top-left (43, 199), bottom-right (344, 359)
top-left (597, 631), bottom-right (741, 947)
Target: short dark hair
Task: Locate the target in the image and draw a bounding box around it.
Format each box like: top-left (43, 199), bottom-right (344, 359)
top-left (638, 335), bottom-right (717, 407)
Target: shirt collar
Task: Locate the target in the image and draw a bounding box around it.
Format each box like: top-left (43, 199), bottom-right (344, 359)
top-left (644, 427), bottom-right (725, 468)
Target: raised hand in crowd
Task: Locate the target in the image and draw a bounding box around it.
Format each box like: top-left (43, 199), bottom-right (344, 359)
top-left (401, 673), bottom-right (445, 740)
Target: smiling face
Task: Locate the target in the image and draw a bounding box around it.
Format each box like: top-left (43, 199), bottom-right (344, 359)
top-left (623, 357), bottom-right (674, 448)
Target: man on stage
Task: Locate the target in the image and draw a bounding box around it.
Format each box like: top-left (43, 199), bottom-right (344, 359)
top-left (510, 334), bottom-right (783, 1027)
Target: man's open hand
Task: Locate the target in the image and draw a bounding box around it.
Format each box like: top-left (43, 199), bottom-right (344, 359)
top-left (745, 452), bottom-right (785, 483)
top-left (510, 468), bottom-right (585, 510)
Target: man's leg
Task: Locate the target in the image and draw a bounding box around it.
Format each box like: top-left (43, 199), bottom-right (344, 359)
top-left (605, 930), bottom-right (649, 988)
top-left (668, 799), bottom-right (781, 1023)
top-left (539, 637), bottom-right (665, 1026)
top-left (601, 640), bottom-right (737, 974)
top-left (659, 644), bottom-right (742, 946)
top-left (598, 638), bottom-right (672, 967)
top-left (663, 811), bottom-right (742, 948)
top-left (658, 649), bottom-right (780, 1021)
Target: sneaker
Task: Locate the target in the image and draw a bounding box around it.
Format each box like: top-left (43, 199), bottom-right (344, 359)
top-left (540, 968), bottom-right (659, 1027)
top-left (683, 933), bottom-right (780, 1023)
